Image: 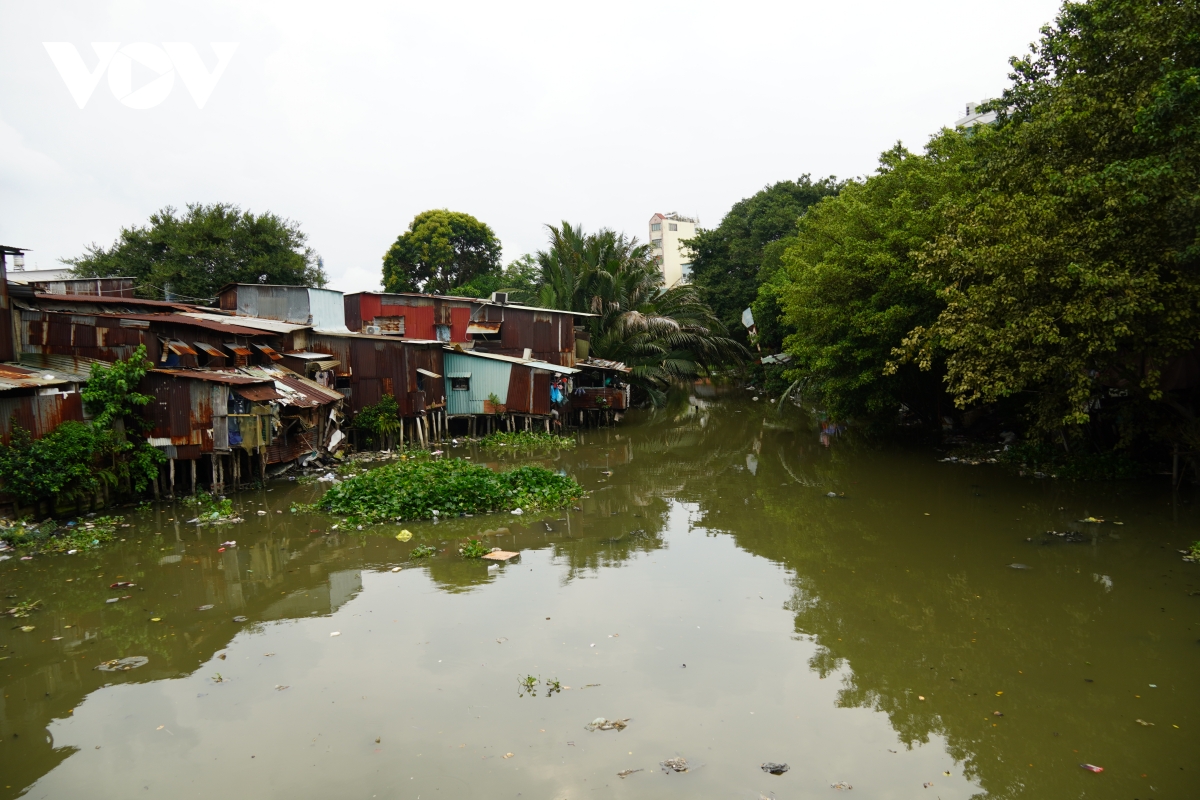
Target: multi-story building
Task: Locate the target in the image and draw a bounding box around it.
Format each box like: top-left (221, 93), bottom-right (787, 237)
top-left (955, 100), bottom-right (997, 129)
top-left (648, 212), bottom-right (698, 287)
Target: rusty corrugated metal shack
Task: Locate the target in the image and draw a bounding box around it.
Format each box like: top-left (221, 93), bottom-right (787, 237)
top-left (344, 291), bottom-right (590, 367)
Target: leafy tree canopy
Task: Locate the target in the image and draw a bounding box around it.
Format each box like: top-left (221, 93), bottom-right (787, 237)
top-left (382, 209), bottom-right (502, 295)
top-left (687, 176), bottom-right (841, 340)
top-left (454, 253), bottom-right (541, 299)
top-left (898, 0), bottom-right (1200, 441)
top-left (66, 203), bottom-right (326, 303)
top-left (768, 141), bottom-right (963, 424)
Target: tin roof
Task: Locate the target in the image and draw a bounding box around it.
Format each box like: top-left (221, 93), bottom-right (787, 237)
top-left (30, 292), bottom-right (201, 313)
top-left (150, 369), bottom-right (270, 386)
top-left (0, 363), bottom-right (78, 391)
top-left (234, 385), bottom-right (285, 402)
top-left (233, 365), bottom-right (344, 407)
top-left (192, 341), bottom-right (226, 357)
top-left (346, 291), bottom-right (597, 317)
top-left (111, 313), bottom-right (273, 336)
top-left (181, 312), bottom-right (310, 334)
top-left (283, 351), bottom-right (335, 360)
top-left (17, 352), bottom-right (110, 381)
top-left (443, 347), bottom-right (580, 375)
top-left (576, 357), bottom-right (631, 374)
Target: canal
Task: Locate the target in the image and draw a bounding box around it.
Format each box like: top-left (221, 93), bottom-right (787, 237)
top-left (1, 394), bottom-right (1196, 798)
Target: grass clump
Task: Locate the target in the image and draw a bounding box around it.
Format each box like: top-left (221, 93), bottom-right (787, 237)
top-left (479, 431), bottom-right (576, 449)
top-left (318, 457), bottom-right (583, 522)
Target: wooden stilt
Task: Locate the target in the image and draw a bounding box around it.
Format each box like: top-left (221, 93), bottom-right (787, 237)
top-left (190, 459), bottom-right (197, 495)
top-left (169, 458), bottom-right (176, 496)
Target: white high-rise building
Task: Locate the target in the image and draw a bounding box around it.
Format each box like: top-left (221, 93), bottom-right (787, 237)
top-left (648, 212), bottom-right (697, 287)
top-left (955, 100), bottom-right (997, 129)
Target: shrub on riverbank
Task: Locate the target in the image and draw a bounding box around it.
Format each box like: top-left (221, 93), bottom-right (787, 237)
top-left (317, 458), bottom-right (582, 521)
top-left (479, 431), bottom-right (576, 449)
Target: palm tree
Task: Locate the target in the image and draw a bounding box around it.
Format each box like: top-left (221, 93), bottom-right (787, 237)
top-left (522, 222), bottom-right (746, 403)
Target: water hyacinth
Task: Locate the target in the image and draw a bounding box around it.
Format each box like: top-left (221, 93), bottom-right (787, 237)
top-left (318, 457), bottom-right (583, 522)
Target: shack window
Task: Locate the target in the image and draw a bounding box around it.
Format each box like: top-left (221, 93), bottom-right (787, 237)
top-left (416, 372), bottom-right (425, 392)
top-left (450, 376), bottom-right (470, 392)
top-left (372, 316), bottom-right (405, 334)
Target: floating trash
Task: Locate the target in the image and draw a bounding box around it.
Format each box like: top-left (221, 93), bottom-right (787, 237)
top-left (395, 529), bottom-right (413, 542)
top-left (586, 717), bottom-right (630, 732)
top-left (617, 769), bottom-right (643, 778)
top-left (232, 616), bottom-right (248, 623)
top-left (760, 762), bottom-right (790, 775)
top-left (95, 656), bottom-right (149, 672)
top-left (196, 604), bottom-right (214, 611)
top-left (660, 756), bottom-right (688, 773)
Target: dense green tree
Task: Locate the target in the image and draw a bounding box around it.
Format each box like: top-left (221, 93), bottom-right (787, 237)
top-left (899, 0), bottom-right (1200, 443)
top-left (528, 223), bottom-right (746, 401)
top-left (66, 203), bottom-right (326, 302)
top-left (767, 141), bottom-right (962, 424)
top-left (382, 210), bottom-right (502, 295)
top-left (453, 253), bottom-right (541, 299)
top-left (687, 176), bottom-right (841, 342)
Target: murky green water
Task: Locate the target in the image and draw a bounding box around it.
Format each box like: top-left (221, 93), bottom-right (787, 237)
top-left (2, 396), bottom-right (1197, 799)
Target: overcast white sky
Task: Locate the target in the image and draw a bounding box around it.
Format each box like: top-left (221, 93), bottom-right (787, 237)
top-left (1, 0), bottom-right (1064, 293)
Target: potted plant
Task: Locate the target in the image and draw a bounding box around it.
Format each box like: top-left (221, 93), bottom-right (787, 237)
top-left (483, 392), bottom-right (506, 415)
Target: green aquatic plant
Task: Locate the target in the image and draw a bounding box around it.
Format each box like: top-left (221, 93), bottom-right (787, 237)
top-left (479, 431), bottom-right (576, 449)
top-left (1, 515), bottom-right (125, 554)
top-left (545, 678), bottom-right (562, 695)
top-left (3, 599), bottom-right (42, 618)
top-left (459, 538), bottom-right (490, 558)
top-left (318, 457), bottom-right (583, 522)
top-left (184, 492), bottom-right (234, 521)
top-left (410, 544), bottom-right (437, 559)
top-left (518, 674), bottom-right (540, 696)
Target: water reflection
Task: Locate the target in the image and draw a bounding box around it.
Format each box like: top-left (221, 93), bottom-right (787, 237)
top-left (2, 395), bottom-right (1197, 799)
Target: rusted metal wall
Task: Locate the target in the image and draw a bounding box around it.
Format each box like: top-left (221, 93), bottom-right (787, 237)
top-left (34, 278), bottom-right (135, 298)
top-left (143, 373), bottom-right (201, 445)
top-left (348, 293), bottom-right (473, 340)
top-left (569, 386), bottom-right (627, 411)
top-left (0, 392), bottom-right (84, 444)
top-left (306, 333), bottom-right (441, 418)
top-left (18, 310), bottom-right (283, 368)
top-left (506, 365), bottom-right (532, 413)
top-left (409, 345), bottom-right (445, 408)
top-left (266, 430), bottom-right (314, 464)
top-left (474, 305), bottom-right (577, 367)
top-left (531, 373), bottom-right (551, 415)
